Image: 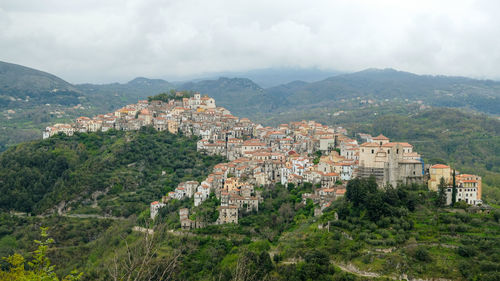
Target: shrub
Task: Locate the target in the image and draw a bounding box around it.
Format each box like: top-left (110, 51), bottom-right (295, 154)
top-left (458, 245), bottom-right (477, 257)
top-left (414, 246), bottom-right (432, 262)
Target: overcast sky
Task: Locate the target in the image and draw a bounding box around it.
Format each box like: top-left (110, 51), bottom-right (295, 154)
top-left (1, 0), bottom-right (500, 83)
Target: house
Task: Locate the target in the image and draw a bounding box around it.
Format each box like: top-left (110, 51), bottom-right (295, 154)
top-left (457, 174), bottom-right (482, 200)
top-left (150, 201), bottom-right (166, 219)
top-left (428, 164), bottom-right (451, 191)
top-left (321, 172), bottom-right (339, 188)
top-left (217, 206), bottom-right (238, 224)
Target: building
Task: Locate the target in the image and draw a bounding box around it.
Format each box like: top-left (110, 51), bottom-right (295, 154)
top-left (428, 164), bottom-right (451, 191)
top-left (150, 201), bottom-right (166, 219)
top-left (358, 135), bottom-right (424, 187)
top-left (217, 206), bottom-right (238, 224)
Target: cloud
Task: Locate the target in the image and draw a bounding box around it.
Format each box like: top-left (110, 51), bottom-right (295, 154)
top-left (1, 0), bottom-right (499, 83)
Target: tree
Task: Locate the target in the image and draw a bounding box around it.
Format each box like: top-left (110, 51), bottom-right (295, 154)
top-left (345, 176), bottom-right (378, 207)
top-left (108, 225), bottom-right (180, 281)
top-left (0, 227), bottom-right (83, 281)
top-left (436, 177), bottom-right (447, 207)
top-left (451, 169), bottom-right (457, 205)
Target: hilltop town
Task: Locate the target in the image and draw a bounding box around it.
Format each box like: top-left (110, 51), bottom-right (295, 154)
top-left (44, 92), bottom-right (483, 228)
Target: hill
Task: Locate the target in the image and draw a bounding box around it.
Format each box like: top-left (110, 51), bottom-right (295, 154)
top-left (1, 179), bottom-right (499, 280)
top-left (75, 77), bottom-right (174, 113)
top-left (0, 70), bottom-right (174, 152)
top-left (260, 68), bottom-right (500, 115)
top-left (179, 77), bottom-right (276, 117)
top-left (174, 68), bottom-right (500, 118)
top-left (0, 127), bottom-right (224, 216)
top-left (176, 67), bottom-right (340, 88)
top-left (0, 61), bottom-right (81, 108)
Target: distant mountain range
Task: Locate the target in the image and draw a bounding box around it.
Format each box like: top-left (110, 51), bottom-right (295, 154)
top-left (177, 68), bottom-right (500, 118)
top-left (75, 77), bottom-right (175, 113)
top-left (171, 67), bottom-right (341, 88)
top-left (2, 60), bottom-right (500, 117)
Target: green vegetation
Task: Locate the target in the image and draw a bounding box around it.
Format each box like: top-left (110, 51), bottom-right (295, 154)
top-left (148, 90), bottom-right (195, 102)
top-left (362, 108), bottom-right (500, 203)
top-left (1, 173), bottom-right (499, 280)
top-left (0, 127), bottom-right (224, 216)
top-left (0, 61), bottom-right (81, 110)
top-left (0, 227), bottom-right (82, 280)
top-left (276, 179), bottom-right (500, 281)
top-left (1, 63), bottom-right (500, 280)
top-left (0, 61), bottom-right (174, 152)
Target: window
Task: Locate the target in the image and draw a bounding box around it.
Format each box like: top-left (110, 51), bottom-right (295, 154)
top-left (396, 149), bottom-right (399, 154)
top-left (371, 149), bottom-right (374, 154)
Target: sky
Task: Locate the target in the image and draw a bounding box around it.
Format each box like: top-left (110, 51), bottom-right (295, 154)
top-left (1, 0), bottom-right (500, 83)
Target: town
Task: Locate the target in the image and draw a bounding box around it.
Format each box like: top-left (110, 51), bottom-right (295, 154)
top-left (44, 92), bottom-right (483, 229)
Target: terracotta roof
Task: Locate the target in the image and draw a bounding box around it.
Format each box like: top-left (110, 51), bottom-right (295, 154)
top-left (381, 142), bottom-right (413, 148)
top-left (360, 142), bottom-right (380, 147)
top-left (461, 180), bottom-right (478, 183)
top-left (373, 134), bottom-right (389, 140)
top-left (431, 164), bottom-right (450, 169)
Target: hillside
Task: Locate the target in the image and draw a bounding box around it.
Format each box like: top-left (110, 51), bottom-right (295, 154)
top-left (261, 68), bottom-right (500, 115)
top-left (0, 127), bottom-right (224, 216)
top-left (179, 67), bottom-right (341, 88)
top-left (75, 77), bottom-right (174, 113)
top-left (1, 180), bottom-right (499, 280)
top-left (0, 61), bottom-right (81, 108)
top-left (0, 71), bottom-right (174, 152)
top-left (174, 68), bottom-right (500, 119)
top-left (361, 108), bottom-right (500, 202)
top-left (179, 77), bottom-right (274, 116)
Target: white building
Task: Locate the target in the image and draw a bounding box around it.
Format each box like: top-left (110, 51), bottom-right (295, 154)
top-left (150, 201), bottom-right (166, 219)
top-left (446, 186), bottom-right (480, 206)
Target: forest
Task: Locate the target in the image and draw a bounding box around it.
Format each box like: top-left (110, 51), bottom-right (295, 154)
top-left (0, 127), bottom-right (224, 216)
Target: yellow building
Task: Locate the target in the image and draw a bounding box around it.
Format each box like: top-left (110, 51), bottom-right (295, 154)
top-left (428, 164), bottom-right (451, 191)
top-left (224, 177), bottom-right (242, 192)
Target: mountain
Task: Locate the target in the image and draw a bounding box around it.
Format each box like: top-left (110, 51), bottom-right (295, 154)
top-left (0, 61), bottom-right (175, 153)
top-left (77, 77), bottom-right (173, 95)
top-left (174, 68), bottom-right (500, 121)
top-left (261, 68), bottom-right (500, 115)
top-left (179, 77), bottom-right (276, 117)
top-left (173, 67), bottom-right (341, 88)
top-left (0, 61), bottom-right (81, 108)
top-left (75, 77), bottom-right (174, 113)
top-left (237, 68), bottom-right (341, 88)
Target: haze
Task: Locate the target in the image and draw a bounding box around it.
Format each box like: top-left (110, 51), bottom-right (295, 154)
top-left (1, 0), bottom-right (499, 83)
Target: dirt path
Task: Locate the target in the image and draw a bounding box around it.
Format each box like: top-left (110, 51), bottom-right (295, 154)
top-left (334, 262), bottom-right (383, 279)
top-left (9, 211), bottom-right (125, 220)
